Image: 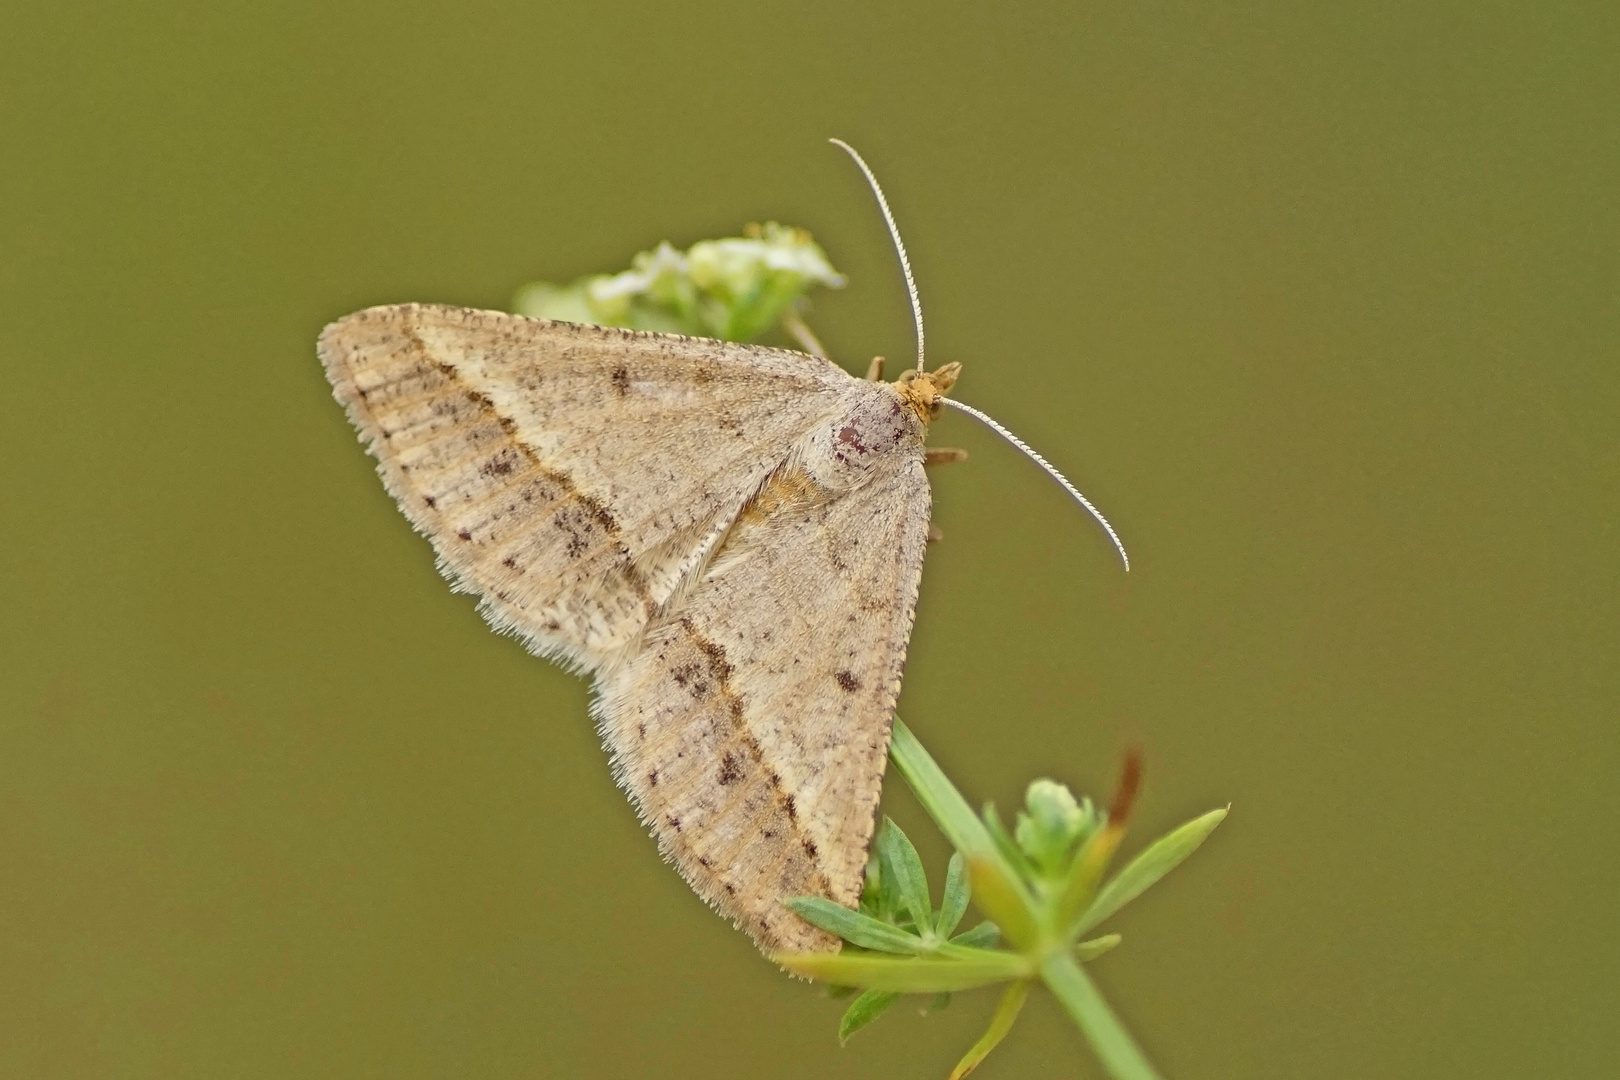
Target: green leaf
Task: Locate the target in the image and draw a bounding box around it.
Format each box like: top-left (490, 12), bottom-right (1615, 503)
top-left (888, 720), bottom-right (999, 864)
top-left (936, 852), bottom-right (970, 938)
top-left (1039, 953), bottom-right (1163, 1080)
top-left (858, 853), bottom-right (891, 921)
top-left (785, 897), bottom-right (926, 954)
top-left (889, 720), bottom-right (1039, 938)
top-left (982, 804), bottom-right (1037, 882)
top-left (948, 980), bottom-right (1031, 1080)
top-left (1075, 933), bottom-right (1122, 961)
top-left (1074, 807), bottom-right (1228, 935)
top-left (876, 818), bottom-right (933, 935)
top-left (773, 949), bottom-right (1033, 993)
top-left (950, 921), bottom-right (1000, 949)
top-left (965, 856), bottom-right (1042, 951)
top-left (838, 989), bottom-right (901, 1043)
top-left (1055, 821), bottom-right (1126, 932)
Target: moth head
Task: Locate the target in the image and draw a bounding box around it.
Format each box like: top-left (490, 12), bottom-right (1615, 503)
top-left (894, 362), bottom-right (962, 423)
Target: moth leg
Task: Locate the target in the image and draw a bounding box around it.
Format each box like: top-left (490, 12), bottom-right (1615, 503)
top-left (927, 522), bottom-right (945, 543)
top-left (924, 447), bottom-right (968, 466)
top-left (865, 356), bottom-right (885, 381)
top-left (781, 309), bottom-right (829, 359)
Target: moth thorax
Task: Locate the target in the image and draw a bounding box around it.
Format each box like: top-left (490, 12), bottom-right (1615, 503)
top-left (801, 390), bottom-right (925, 491)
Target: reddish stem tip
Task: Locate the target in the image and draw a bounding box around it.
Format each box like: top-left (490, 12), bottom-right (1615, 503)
top-left (1107, 748), bottom-right (1144, 826)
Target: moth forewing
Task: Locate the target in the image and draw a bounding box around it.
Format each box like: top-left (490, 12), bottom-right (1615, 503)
top-left (320, 303), bottom-right (950, 951)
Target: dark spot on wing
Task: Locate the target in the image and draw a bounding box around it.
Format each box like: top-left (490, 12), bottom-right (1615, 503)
top-left (684, 622), bottom-right (736, 683)
top-left (670, 661), bottom-right (708, 698)
top-left (481, 451), bottom-right (517, 477)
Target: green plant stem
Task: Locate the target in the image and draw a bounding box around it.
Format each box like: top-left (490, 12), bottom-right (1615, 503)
top-left (1038, 953), bottom-right (1159, 1080)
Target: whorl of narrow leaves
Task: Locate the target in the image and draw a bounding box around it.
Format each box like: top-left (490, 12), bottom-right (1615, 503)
top-left (776, 720), bottom-right (1228, 1080)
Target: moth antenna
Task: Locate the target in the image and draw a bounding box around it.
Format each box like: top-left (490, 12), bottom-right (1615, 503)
top-left (830, 138), bottom-right (926, 372)
top-left (942, 397), bottom-right (1131, 571)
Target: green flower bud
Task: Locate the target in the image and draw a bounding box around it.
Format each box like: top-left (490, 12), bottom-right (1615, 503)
top-left (1015, 779), bottom-right (1099, 875)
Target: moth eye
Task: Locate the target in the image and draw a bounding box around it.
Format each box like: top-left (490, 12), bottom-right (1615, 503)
top-left (928, 400), bottom-right (944, 419)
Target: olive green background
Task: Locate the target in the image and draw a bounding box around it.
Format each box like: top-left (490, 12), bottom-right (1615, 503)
top-left (2, 2), bottom-right (1615, 1077)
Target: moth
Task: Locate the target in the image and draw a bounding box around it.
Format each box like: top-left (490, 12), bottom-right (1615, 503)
top-left (318, 142), bottom-right (1125, 954)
